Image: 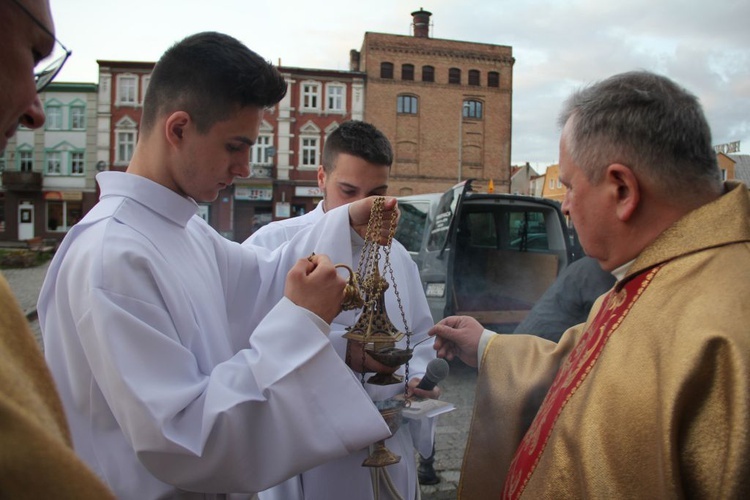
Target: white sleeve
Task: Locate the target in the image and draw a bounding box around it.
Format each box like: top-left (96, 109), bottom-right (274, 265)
top-left (81, 275), bottom-right (389, 492)
top-left (44, 206), bottom-right (390, 494)
top-left (242, 221), bottom-right (289, 250)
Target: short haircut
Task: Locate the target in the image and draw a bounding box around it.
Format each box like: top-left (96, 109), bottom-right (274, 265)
top-left (558, 71), bottom-right (721, 198)
top-left (322, 120), bottom-right (393, 173)
top-left (141, 32), bottom-right (287, 134)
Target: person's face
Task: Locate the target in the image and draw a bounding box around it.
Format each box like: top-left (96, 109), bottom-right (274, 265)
top-left (559, 121), bottom-right (616, 268)
top-left (0, 0), bottom-right (53, 152)
top-left (172, 106), bottom-right (263, 203)
top-left (318, 152), bottom-right (390, 210)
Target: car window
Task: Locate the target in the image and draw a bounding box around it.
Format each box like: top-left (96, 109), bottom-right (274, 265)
top-left (455, 206), bottom-right (554, 252)
top-left (427, 186), bottom-right (460, 251)
top-left (466, 212), bottom-right (497, 247)
top-left (507, 210), bottom-right (549, 251)
top-left (395, 200), bottom-right (431, 253)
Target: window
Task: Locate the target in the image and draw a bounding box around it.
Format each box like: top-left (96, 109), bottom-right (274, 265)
top-left (394, 198), bottom-right (434, 253)
top-left (466, 212), bottom-right (498, 248)
top-left (508, 210), bottom-right (550, 251)
top-left (46, 104), bottom-right (62, 130)
top-left (449, 68), bottom-right (461, 85)
top-left (468, 70), bottom-right (480, 86)
top-left (397, 95), bottom-right (418, 114)
top-left (196, 205), bottom-right (210, 223)
top-left (46, 151), bottom-right (62, 175)
top-left (488, 71), bottom-right (500, 88)
top-left (426, 186), bottom-right (462, 252)
top-left (422, 65), bottom-right (434, 82)
top-left (114, 117), bottom-right (137, 166)
top-left (402, 64), bottom-right (414, 81)
top-left (301, 82), bottom-right (320, 111)
top-left (721, 168), bottom-right (727, 181)
top-left (0, 151), bottom-right (5, 172)
top-left (47, 200), bottom-right (82, 232)
top-left (251, 135), bottom-right (273, 165)
top-left (301, 137), bottom-right (318, 167)
top-left (117, 131), bottom-right (136, 163)
top-left (141, 75), bottom-right (151, 103)
top-left (463, 100), bottom-right (483, 119)
top-left (70, 105), bottom-right (85, 130)
top-left (70, 151), bottom-right (85, 175)
top-left (326, 84), bottom-right (345, 112)
top-left (117, 75), bottom-right (137, 105)
top-left (380, 62), bottom-right (394, 79)
top-left (19, 150), bottom-right (33, 172)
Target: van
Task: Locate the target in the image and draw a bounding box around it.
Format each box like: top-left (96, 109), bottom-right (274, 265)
top-left (410, 179), bottom-right (573, 333)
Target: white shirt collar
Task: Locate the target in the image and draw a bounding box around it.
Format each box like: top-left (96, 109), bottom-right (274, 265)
top-left (96, 171), bottom-right (198, 228)
top-left (611, 259), bottom-right (635, 282)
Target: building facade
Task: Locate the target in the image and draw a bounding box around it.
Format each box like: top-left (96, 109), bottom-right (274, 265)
top-left (541, 163), bottom-right (565, 203)
top-left (510, 162), bottom-right (539, 195)
top-left (2, 9), bottom-right (517, 242)
top-left (0, 82), bottom-right (98, 242)
top-left (236, 66), bottom-right (365, 241)
top-left (355, 9), bottom-right (515, 196)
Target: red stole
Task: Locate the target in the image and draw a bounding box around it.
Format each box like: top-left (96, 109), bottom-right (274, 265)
top-left (502, 266), bottom-right (660, 499)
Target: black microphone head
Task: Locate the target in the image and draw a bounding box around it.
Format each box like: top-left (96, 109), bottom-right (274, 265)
top-left (425, 358), bottom-right (449, 383)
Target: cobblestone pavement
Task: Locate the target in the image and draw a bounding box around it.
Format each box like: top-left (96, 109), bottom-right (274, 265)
top-left (3, 262), bottom-right (478, 500)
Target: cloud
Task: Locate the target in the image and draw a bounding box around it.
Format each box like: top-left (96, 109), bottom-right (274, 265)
top-left (52, 0), bottom-right (750, 166)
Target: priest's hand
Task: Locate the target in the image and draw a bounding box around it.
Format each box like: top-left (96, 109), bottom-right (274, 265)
top-left (285, 253), bottom-right (345, 324)
top-left (348, 196), bottom-right (400, 245)
top-left (429, 316), bottom-right (483, 367)
top-left (345, 340), bottom-right (400, 375)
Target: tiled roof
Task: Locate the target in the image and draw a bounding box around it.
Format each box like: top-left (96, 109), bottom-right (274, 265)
top-left (729, 154), bottom-right (750, 184)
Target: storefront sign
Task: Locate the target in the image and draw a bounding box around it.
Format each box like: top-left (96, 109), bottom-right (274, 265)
top-left (235, 185), bottom-right (273, 201)
top-left (44, 191), bottom-right (83, 201)
top-left (295, 186), bottom-right (324, 197)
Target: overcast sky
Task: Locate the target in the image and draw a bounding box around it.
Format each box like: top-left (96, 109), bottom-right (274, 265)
top-left (49, 0), bottom-right (750, 169)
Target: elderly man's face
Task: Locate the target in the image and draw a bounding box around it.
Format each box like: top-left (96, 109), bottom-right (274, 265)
top-left (559, 119), bottom-right (619, 270)
top-left (0, 0), bottom-right (53, 152)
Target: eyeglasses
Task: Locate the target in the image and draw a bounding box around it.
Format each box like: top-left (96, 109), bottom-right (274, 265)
top-left (10, 0), bottom-right (72, 93)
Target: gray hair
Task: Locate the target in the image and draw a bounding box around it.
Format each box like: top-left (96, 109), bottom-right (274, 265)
top-left (558, 71), bottom-right (721, 198)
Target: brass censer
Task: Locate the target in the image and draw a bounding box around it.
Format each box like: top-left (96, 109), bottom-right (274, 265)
top-left (339, 196), bottom-right (413, 467)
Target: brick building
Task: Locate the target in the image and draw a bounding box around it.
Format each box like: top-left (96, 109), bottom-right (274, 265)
top-left (242, 66), bottom-right (365, 241)
top-left (354, 9), bottom-right (515, 196)
top-left (97, 60), bottom-right (366, 241)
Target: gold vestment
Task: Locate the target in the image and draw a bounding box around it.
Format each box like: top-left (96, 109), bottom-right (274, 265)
top-left (0, 274), bottom-right (114, 498)
top-left (460, 182), bottom-right (750, 499)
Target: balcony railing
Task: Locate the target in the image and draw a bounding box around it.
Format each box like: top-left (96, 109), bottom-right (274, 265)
top-left (2, 171), bottom-right (43, 191)
top-left (249, 163), bottom-right (274, 179)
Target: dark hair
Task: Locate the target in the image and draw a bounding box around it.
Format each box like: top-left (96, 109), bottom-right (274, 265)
top-left (558, 70), bottom-right (721, 198)
top-left (141, 32), bottom-right (287, 133)
top-left (322, 120), bottom-right (393, 173)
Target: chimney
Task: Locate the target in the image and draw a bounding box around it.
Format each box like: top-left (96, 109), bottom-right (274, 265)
top-left (349, 49), bottom-right (361, 72)
top-left (411, 8), bottom-right (432, 38)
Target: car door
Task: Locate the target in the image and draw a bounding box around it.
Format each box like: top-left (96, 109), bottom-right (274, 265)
top-left (419, 180), bottom-right (572, 332)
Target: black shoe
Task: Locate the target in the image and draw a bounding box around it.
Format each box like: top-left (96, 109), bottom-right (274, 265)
top-left (418, 461), bottom-right (440, 485)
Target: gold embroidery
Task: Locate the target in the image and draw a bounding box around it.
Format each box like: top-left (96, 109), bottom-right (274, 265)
top-left (503, 267), bottom-right (660, 500)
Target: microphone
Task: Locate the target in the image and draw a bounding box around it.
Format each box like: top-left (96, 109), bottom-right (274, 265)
top-left (416, 358), bottom-right (450, 391)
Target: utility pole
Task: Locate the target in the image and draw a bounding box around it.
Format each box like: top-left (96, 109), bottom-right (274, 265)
top-left (458, 102), bottom-right (463, 183)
